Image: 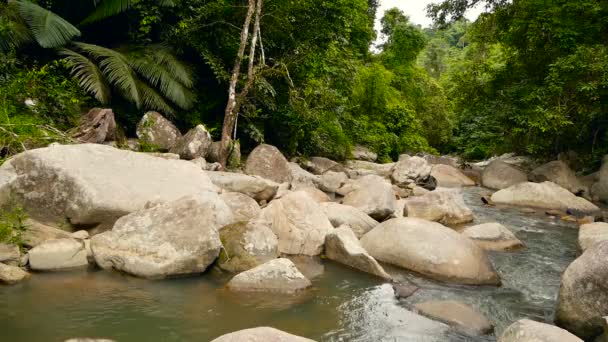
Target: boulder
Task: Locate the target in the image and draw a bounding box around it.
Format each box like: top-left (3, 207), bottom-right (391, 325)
top-left (136, 111), bottom-right (181, 151)
top-left (325, 226), bottom-right (391, 279)
top-left (29, 238), bottom-right (88, 271)
top-left (289, 162), bottom-right (321, 188)
top-left (344, 160), bottom-right (395, 178)
top-left (319, 171), bottom-right (348, 193)
top-left (592, 155), bottom-right (608, 202)
top-left (169, 124), bottom-right (212, 160)
top-left (226, 258), bottom-right (312, 293)
top-left (414, 300), bottom-right (493, 336)
top-left (22, 219), bottom-right (71, 248)
top-left (394, 199), bottom-right (406, 218)
top-left (297, 187), bottom-right (331, 203)
top-left (431, 164), bottom-right (475, 188)
top-left (555, 241), bottom-right (608, 340)
top-left (245, 144), bottom-right (291, 183)
top-left (352, 145), bottom-right (378, 162)
top-left (481, 160), bottom-right (528, 190)
top-left (0, 262), bottom-right (30, 285)
top-left (391, 156), bottom-right (432, 186)
top-left (491, 182), bottom-right (599, 214)
top-left (578, 222), bottom-right (608, 253)
top-left (218, 221), bottom-right (278, 273)
top-left (0, 243), bottom-right (20, 265)
top-left (423, 154), bottom-right (460, 168)
top-left (342, 175), bottom-right (397, 221)
top-left (91, 196), bottom-right (230, 279)
top-left (206, 141), bottom-right (241, 169)
top-left (1, 144), bottom-right (218, 230)
top-left (360, 218), bottom-right (499, 285)
top-left (71, 108), bottom-right (117, 144)
top-left (403, 189), bottom-right (474, 225)
top-left (285, 255), bottom-right (325, 279)
top-left (220, 192), bottom-right (261, 225)
top-left (207, 171), bottom-right (278, 202)
top-left (392, 282), bottom-right (419, 299)
top-left (71, 230), bottom-right (89, 240)
top-left (210, 327), bottom-right (315, 342)
top-left (254, 191), bottom-right (333, 256)
top-left (499, 319), bottom-right (582, 342)
top-left (320, 202), bottom-right (378, 238)
top-left (303, 157), bottom-right (345, 175)
top-left (529, 161), bottom-right (587, 195)
top-left (461, 223), bottom-right (524, 251)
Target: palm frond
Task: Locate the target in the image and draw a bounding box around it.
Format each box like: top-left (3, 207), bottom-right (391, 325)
top-left (147, 46), bottom-right (194, 87)
top-left (10, 0), bottom-right (80, 48)
top-left (135, 79), bottom-right (176, 115)
top-left (59, 48), bottom-right (111, 104)
top-left (72, 42), bottom-right (141, 108)
top-left (81, 0), bottom-right (175, 25)
top-left (0, 4), bottom-right (34, 52)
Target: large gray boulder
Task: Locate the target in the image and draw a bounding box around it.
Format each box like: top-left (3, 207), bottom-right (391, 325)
top-left (529, 161), bottom-right (587, 195)
top-left (319, 171), bottom-right (348, 193)
top-left (303, 157), bottom-right (345, 175)
top-left (491, 182), bottom-right (599, 214)
top-left (403, 189), bottom-right (474, 225)
top-left (136, 111), bottom-right (181, 151)
top-left (555, 241), bottom-right (608, 340)
top-left (91, 196), bottom-right (230, 279)
top-left (169, 124), bottom-right (212, 160)
top-left (461, 223), bottom-right (524, 251)
top-left (226, 258), bottom-right (312, 293)
top-left (0, 262), bottom-right (30, 285)
top-left (431, 164), bottom-right (475, 188)
top-left (29, 238), bottom-right (88, 271)
top-left (578, 222), bottom-right (608, 253)
top-left (218, 221), bottom-right (278, 273)
top-left (220, 192), bottom-right (261, 225)
top-left (344, 160), bottom-right (395, 178)
top-left (207, 171), bottom-right (278, 202)
top-left (210, 327), bottom-right (315, 342)
top-left (592, 155), bottom-right (608, 202)
top-left (360, 218), bottom-right (499, 285)
top-left (352, 145), bottom-right (378, 162)
top-left (391, 156), bottom-right (432, 186)
top-left (320, 202), bottom-right (378, 238)
top-left (325, 226), bottom-right (391, 280)
top-left (342, 175), bottom-right (397, 221)
top-left (245, 144), bottom-right (291, 183)
top-left (0, 144), bottom-right (218, 230)
top-left (288, 162), bottom-right (321, 189)
top-left (414, 300), bottom-right (493, 336)
top-left (481, 160), bottom-right (528, 190)
top-left (254, 191), bottom-right (333, 256)
top-left (499, 319), bottom-right (582, 342)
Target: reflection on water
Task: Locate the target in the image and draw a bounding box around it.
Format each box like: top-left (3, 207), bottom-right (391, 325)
top-left (0, 187), bottom-right (579, 341)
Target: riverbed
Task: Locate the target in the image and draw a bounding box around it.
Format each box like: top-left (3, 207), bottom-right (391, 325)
top-left (0, 187), bottom-right (579, 341)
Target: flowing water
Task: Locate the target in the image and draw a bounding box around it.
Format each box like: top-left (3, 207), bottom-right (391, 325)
top-left (0, 187), bottom-right (580, 341)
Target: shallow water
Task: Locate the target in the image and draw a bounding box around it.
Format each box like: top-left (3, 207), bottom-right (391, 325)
top-left (0, 187), bottom-right (580, 341)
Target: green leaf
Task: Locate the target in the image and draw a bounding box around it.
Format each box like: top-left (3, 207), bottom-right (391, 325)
top-left (59, 48), bottom-right (111, 104)
top-left (81, 0), bottom-right (175, 25)
top-left (10, 0), bottom-right (80, 48)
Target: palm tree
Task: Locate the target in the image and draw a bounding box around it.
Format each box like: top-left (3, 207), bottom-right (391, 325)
top-left (0, 0), bottom-right (192, 115)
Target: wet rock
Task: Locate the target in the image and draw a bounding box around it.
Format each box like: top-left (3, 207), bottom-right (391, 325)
top-left (431, 164), bottom-right (475, 188)
top-left (226, 258), bottom-right (312, 293)
top-left (325, 226), bottom-right (391, 280)
top-left (91, 196), bottom-right (230, 279)
top-left (0, 144), bottom-right (218, 230)
top-left (29, 238), bottom-right (88, 271)
top-left (578, 222), bottom-right (608, 253)
top-left (136, 111), bottom-right (181, 151)
top-left (414, 300), bottom-right (493, 336)
top-left (481, 160), bottom-right (528, 190)
top-left (391, 156), bottom-right (432, 187)
top-left (254, 191), bottom-right (333, 256)
top-left (169, 124), bottom-right (212, 160)
top-left (529, 161), bottom-right (587, 196)
top-left (0, 262), bottom-right (30, 284)
top-left (245, 144), bottom-right (291, 183)
top-left (360, 218), bottom-right (500, 285)
top-left (207, 171), bottom-right (278, 202)
top-left (320, 202), bottom-right (378, 238)
top-left (392, 282), bottom-right (419, 299)
top-left (0, 243), bottom-right (20, 265)
top-left (218, 221), bottom-right (278, 273)
top-left (319, 171), bottom-right (348, 193)
top-left (555, 241), bottom-right (608, 340)
top-left (499, 319), bottom-right (582, 342)
top-left (461, 223), bottom-right (524, 251)
top-left (210, 327), bottom-right (315, 342)
top-left (352, 146), bottom-right (378, 162)
top-left (303, 157), bottom-right (345, 175)
top-left (345, 160), bottom-right (395, 178)
top-left (342, 175), bottom-right (397, 221)
top-left (521, 208), bottom-right (536, 214)
top-left (220, 192), bottom-right (261, 225)
top-left (403, 189), bottom-right (474, 225)
top-left (491, 182), bottom-right (599, 214)
top-left (285, 255), bottom-right (325, 280)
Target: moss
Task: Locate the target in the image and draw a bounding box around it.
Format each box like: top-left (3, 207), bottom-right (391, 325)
top-left (0, 203), bottom-right (28, 249)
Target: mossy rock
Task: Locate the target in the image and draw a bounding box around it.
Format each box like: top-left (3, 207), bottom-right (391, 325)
top-left (218, 221), bottom-right (278, 273)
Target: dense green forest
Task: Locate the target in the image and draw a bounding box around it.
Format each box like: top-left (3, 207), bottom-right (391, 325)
top-left (1, 0), bottom-right (607, 166)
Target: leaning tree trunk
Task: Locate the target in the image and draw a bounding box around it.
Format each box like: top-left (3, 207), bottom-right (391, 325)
top-left (71, 108), bottom-right (117, 144)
